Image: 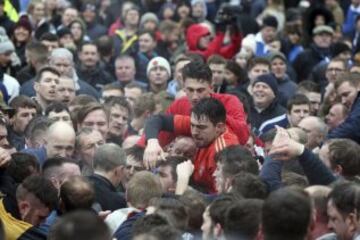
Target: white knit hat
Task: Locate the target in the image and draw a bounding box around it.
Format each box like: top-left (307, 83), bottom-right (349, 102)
top-left (0, 27), bottom-right (14, 54)
top-left (147, 57), bottom-right (171, 76)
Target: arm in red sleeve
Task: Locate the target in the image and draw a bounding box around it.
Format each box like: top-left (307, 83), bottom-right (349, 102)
top-left (219, 33), bottom-right (241, 59)
top-left (224, 95), bottom-right (249, 145)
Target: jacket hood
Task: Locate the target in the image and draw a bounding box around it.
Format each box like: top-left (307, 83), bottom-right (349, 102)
top-left (186, 24), bottom-right (210, 51)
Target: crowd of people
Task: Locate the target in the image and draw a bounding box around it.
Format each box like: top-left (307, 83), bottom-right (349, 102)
top-left (1, 0), bottom-right (360, 239)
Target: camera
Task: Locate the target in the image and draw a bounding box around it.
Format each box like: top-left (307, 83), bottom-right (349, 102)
top-left (214, 3), bottom-right (243, 25)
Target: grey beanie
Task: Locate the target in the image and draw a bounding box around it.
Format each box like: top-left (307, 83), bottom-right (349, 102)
top-left (0, 27), bottom-right (14, 54)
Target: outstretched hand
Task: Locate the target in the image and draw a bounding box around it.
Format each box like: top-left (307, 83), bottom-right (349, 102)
top-left (269, 127), bottom-right (305, 161)
top-left (143, 139), bottom-right (166, 169)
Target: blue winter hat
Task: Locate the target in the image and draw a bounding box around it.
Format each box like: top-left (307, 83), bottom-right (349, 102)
top-left (253, 74), bottom-right (279, 96)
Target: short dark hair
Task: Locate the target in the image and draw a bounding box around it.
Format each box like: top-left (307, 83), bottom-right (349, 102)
top-left (48, 210), bottom-right (111, 240)
top-left (138, 29), bottom-right (156, 40)
top-left (207, 54), bottom-right (226, 65)
top-left (42, 156), bottom-right (77, 179)
top-left (95, 36), bottom-right (114, 57)
top-left (230, 172), bottom-right (268, 199)
top-left (45, 101), bottom-right (70, 116)
top-left (35, 66), bottom-right (60, 82)
top-left (225, 60), bottom-right (247, 84)
top-left (215, 145), bottom-right (259, 177)
top-left (125, 145), bottom-right (145, 163)
top-left (102, 84), bottom-right (124, 94)
top-left (328, 139), bottom-right (360, 178)
top-left (298, 80), bottom-right (320, 93)
top-left (287, 94), bottom-right (311, 112)
top-left (247, 57), bottom-right (270, 71)
top-left (104, 96), bottom-right (132, 117)
top-left (24, 116), bottom-right (51, 145)
top-left (16, 175), bottom-right (58, 210)
top-left (135, 225), bottom-right (182, 240)
top-left (182, 61), bottom-right (212, 84)
top-left (132, 214), bottom-right (169, 237)
top-left (157, 156), bottom-right (187, 183)
top-left (79, 41), bottom-right (97, 53)
top-left (191, 98), bottom-right (226, 126)
top-left (262, 187), bottom-right (312, 240)
top-left (328, 181), bottom-right (360, 218)
top-left (60, 176), bottom-right (95, 212)
top-left (209, 193), bottom-right (241, 227)
top-left (77, 102), bottom-right (107, 125)
top-left (6, 153), bottom-right (40, 184)
top-left (9, 95), bottom-right (40, 113)
top-left (334, 72), bottom-right (360, 90)
top-left (40, 32), bottom-right (59, 42)
top-left (224, 199), bottom-right (263, 240)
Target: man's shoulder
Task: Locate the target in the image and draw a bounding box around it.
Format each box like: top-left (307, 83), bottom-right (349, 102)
top-left (213, 129), bottom-right (239, 153)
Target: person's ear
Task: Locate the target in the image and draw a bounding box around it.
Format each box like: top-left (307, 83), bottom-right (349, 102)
top-left (346, 213), bottom-right (358, 237)
top-left (215, 122), bottom-right (226, 134)
top-left (34, 81), bottom-right (40, 93)
top-left (334, 164), bottom-right (343, 176)
top-left (213, 223), bottom-right (223, 238)
top-left (18, 200), bottom-right (30, 220)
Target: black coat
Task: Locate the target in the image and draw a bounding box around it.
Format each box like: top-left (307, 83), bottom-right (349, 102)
top-left (88, 174), bottom-right (127, 212)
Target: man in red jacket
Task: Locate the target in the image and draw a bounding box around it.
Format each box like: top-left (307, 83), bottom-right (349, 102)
top-left (144, 98), bottom-right (239, 193)
top-left (137, 61), bottom-right (249, 147)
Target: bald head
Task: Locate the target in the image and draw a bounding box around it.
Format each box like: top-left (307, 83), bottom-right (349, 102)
top-left (46, 121), bottom-right (76, 158)
top-left (298, 116), bottom-right (327, 149)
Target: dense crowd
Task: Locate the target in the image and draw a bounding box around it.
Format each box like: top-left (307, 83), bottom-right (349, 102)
top-left (1, 0), bottom-right (360, 239)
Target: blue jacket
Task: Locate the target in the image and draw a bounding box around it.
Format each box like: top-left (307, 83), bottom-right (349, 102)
top-left (328, 92), bottom-right (360, 143)
top-left (343, 5), bottom-right (360, 36)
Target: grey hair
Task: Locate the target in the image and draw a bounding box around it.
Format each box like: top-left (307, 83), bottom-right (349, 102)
top-left (93, 143), bottom-right (126, 172)
top-left (49, 48), bottom-right (74, 63)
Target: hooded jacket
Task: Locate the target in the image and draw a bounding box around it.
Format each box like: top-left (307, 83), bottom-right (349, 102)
top-left (185, 24), bottom-right (241, 60)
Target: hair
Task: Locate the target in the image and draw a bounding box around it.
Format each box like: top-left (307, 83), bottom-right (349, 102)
top-left (49, 48), bottom-right (74, 64)
top-left (24, 116), bottom-right (50, 145)
top-left (77, 102), bottom-right (107, 126)
top-left (134, 225), bottom-right (182, 240)
top-left (35, 66), bottom-right (60, 82)
top-left (247, 57), bottom-right (270, 71)
top-left (25, 41), bottom-right (49, 63)
top-left (60, 176), bottom-right (95, 212)
top-left (305, 185), bottom-right (331, 224)
top-left (16, 175), bottom-right (58, 210)
top-left (175, 52), bottom-right (204, 65)
top-left (178, 189), bottom-right (206, 231)
top-left (334, 72), bottom-right (360, 90)
top-left (78, 41), bottom-right (98, 53)
top-left (102, 84), bottom-right (124, 94)
top-left (93, 143), bottom-right (126, 172)
top-left (95, 36), bottom-right (114, 57)
top-left (104, 96), bottom-right (132, 117)
top-left (40, 32), bottom-right (59, 42)
top-left (328, 181), bottom-right (360, 219)
top-left (328, 57), bottom-right (347, 69)
top-left (138, 29), bottom-right (156, 40)
top-left (230, 172), bottom-right (268, 199)
top-left (133, 93), bottom-right (156, 117)
top-left (328, 139), bottom-right (360, 178)
top-left (215, 145), bottom-right (259, 177)
top-left (298, 80), bottom-right (320, 93)
top-left (125, 145), bottom-right (144, 163)
top-left (42, 156), bottom-right (77, 179)
top-left (281, 171), bottom-right (309, 188)
top-left (191, 98), bottom-right (226, 126)
top-left (9, 95), bottom-right (40, 113)
top-left (126, 171), bottom-right (162, 209)
top-left (124, 82), bottom-right (144, 92)
top-left (75, 127), bottom-right (101, 150)
top-left (182, 61), bottom-right (212, 84)
top-left (115, 54), bottom-right (135, 64)
top-left (159, 20), bottom-right (179, 35)
top-left (132, 214), bottom-right (169, 237)
top-left (286, 94), bottom-right (311, 112)
top-left (262, 187), bottom-right (312, 240)
top-left (207, 54), bottom-right (226, 65)
top-left (209, 194), bottom-right (241, 227)
top-left (156, 156), bottom-right (187, 183)
top-left (225, 60), bottom-right (247, 84)
top-left (45, 101), bottom-right (70, 116)
top-left (6, 153), bottom-right (40, 184)
top-left (48, 210), bottom-right (111, 240)
top-left (152, 197), bottom-right (189, 231)
top-left (224, 199), bottom-right (263, 240)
